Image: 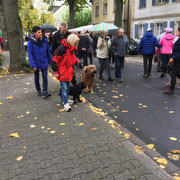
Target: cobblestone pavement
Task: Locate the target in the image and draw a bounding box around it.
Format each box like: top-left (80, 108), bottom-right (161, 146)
top-left (0, 73), bottom-right (174, 180)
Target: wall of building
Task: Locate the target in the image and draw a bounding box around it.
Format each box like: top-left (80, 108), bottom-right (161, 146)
top-left (132, 0), bottom-right (180, 41)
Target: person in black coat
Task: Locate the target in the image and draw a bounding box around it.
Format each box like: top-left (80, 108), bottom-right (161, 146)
top-left (51, 22), bottom-right (71, 57)
top-left (78, 31), bottom-right (90, 66)
top-left (164, 27), bottom-right (180, 95)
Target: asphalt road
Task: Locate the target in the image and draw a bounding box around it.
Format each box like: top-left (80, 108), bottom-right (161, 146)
top-left (83, 57), bottom-right (180, 168)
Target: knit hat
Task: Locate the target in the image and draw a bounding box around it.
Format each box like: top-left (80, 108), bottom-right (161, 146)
top-left (166, 28), bottom-right (173, 33)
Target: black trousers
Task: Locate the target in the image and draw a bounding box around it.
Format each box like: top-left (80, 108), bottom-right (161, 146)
top-left (143, 54), bottom-right (154, 75)
top-left (170, 64), bottom-right (180, 90)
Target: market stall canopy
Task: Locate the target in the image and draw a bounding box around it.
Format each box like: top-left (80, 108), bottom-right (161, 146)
top-left (91, 22), bottom-right (118, 32)
top-left (69, 24), bottom-right (94, 32)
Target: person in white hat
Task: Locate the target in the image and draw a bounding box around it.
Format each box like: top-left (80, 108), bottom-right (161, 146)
top-left (138, 28), bottom-right (161, 78)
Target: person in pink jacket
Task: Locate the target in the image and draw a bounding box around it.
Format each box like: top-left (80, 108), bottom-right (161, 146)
top-left (159, 28), bottom-right (174, 78)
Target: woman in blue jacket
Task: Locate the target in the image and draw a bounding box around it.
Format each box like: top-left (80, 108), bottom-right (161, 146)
top-left (28, 26), bottom-right (52, 97)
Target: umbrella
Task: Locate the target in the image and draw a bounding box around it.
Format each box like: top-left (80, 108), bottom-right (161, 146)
top-left (69, 25), bottom-right (94, 32)
top-left (91, 22), bottom-right (118, 32)
top-left (40, 24), bottom-right (57, 33)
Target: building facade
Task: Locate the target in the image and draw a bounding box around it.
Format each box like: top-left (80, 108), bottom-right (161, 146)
top-left (91, 0), bottom-right (133, 34)
top-left (132, 0), bottom-right (180, 41)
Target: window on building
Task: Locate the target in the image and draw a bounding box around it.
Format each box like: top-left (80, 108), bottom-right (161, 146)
top-left (177, 21), bottom-right (180, 30)
top-left (155, 23), bottom-right (163, 36)
top-left (95, 3), bottom-right (99, 17)
top-left (103, 0), bottom-right (108, 15)
top-left (138, 24), bottom-right (144, 38)
top-left (139, 0), bottom-right (146, 8)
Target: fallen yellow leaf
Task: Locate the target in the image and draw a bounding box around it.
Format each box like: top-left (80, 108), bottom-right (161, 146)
top-left (168, 154), bottom-right (179, 161)
top-left (171, 150), bottom-right (180, 154)
top-left (62, 133), bottom-right (65, 136)
top-left (112, 96), bottom-right (119, 98)
top-left (60, 123), bottom-right (66, 126)
top-left (122, 110), bottom-right (128, 113)
top-left (6, 95), bottom-right (14, 99)
top-left (147, 144), bottom-right (155, 150)
top-left (156, 158), bottom-right (168, 165)
top-left (56, 104), bottom-right (60, 107)
top-left (169, 111), bottom-right (175, 114)
top-left (41, 126), bottom-right (45, 129)
top-left (16, 156), bottom-right (23, 161)
top-left (0, 102), bottom-right (3, 105)
top-left (78, 123), bottom-right (84, 126)
top-left (169, 137), bottom-right (178, 141)
top-left (174, 176), bottom-right (180, 180)
top-left (26, 82), bottom-right (30, 85)
top-left (124, 133), bottom-right (132, 139)
top-left (91, 128), bottom-right (97, 131)
top-left (26, 111), bottom-right (30, 114)
top-left (34, 117), bottom-right (37, 120)
top-left (160, 165), bottom-right (165, 169)
top-left (30, 124), bottom-right (35, 128)
top-left (10, 133), bottom-right (19, 138)
top-left (135, 147), bottom-right (144, 154)
top-left (59, 109), bottom-right (65, 112)
top-left (50, 131), bottom-right (56, 134)
top-left (143, 105), bottom-right (147, 108)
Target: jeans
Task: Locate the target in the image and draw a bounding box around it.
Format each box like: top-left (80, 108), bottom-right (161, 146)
top-left (114, 55), bottom-right (123, 78)
top-left (0, 43), bottom-right (4, 50)
top-left (161, 54), bottom-right (171, 73)
top-left (34, 68), bottom-right (48, 94)
top-left (170, 64), bottom-right (180, 90)
top-left (60, 81), bottom-right (70, 105)
top-left (143, 54), bottom-right (153, 75)
top-left (98, 58), bottom-right (111, 78)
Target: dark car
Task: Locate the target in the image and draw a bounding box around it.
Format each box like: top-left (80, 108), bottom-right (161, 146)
top-left (128, 37), bottom-right (138, 55)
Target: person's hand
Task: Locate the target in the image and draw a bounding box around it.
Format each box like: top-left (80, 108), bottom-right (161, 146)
top-left (77, 60), bottom-right (81, 64)
top-left (54, 74), bottom-right (59, 78)
top-left (169, 58), bottom-right (173, 64)
top-left (33, 68), bottom-right (37, 71)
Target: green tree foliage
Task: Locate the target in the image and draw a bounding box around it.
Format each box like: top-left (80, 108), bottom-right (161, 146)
top-left (62, 8), bottom-right (92, 28)
top-left (43, 0), bottom-right (91, 28)
top-left (19, 0), bottom-right (55, 33)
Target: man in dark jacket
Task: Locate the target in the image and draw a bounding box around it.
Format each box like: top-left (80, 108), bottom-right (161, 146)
top-left (28, 26), bottom-right (52, 98)
top-left (138, 28), bottom-right (161, 78)
top-left (51, 22), bottom-right (71, 56)
top-left (164, 27), bottom-right (180, 95)
top-left (78, 31), bottom-right (90, 66)
top-left (111, 28), bottom-right (129, 82)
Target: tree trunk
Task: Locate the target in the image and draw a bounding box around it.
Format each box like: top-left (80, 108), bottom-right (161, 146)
top-left (2, 0), bottom-right (26, 72)
top-left (114, 0), bottom-right (123, 28)
top-left (68, 0), bottom-right (76, 29)
top-left (0, 0), bottom-right (8, 50)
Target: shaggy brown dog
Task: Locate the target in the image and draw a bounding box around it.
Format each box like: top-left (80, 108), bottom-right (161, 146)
top-left (81, 65), bottom-right (97, 93)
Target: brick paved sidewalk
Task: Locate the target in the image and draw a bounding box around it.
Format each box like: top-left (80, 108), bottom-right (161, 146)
top-left (0, 73), bottom-right (174, 180)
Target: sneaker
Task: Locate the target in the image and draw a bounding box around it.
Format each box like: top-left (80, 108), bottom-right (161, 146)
top-left (112, 64), bottom-right (115, 68)
top-left (108, 77), bottom-right (114, 82)
top-left (37, 91), bottom-right (42, 97)
top-left (118, 78), bottom-right (123, 83)
top-left (64, 103), bottom-right (71, 112)
top-left (164, 89), bottom-right (174, 95)
top-left (147, 72), bottom-right (151, 76)
top-left (43, 92), bottom-right (51, 98)
top-left (68, 99), bottom-right (74, 105)
top-left (143, 74), bottom-right (148, 78)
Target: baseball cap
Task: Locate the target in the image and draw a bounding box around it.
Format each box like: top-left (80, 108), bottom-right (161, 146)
top-left (166, 28), bottom-right (173, 33)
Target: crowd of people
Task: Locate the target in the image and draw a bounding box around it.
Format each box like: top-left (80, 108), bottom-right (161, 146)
top-left (27, 22), bottom-right (180, 111)
top-left (138, 27), bottom-right (180, 95)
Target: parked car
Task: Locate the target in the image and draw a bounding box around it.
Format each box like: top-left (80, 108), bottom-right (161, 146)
top-left (128, 37), bottom-right (138, 55)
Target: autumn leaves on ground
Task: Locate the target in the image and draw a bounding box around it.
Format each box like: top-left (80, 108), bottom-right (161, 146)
top-left (0, 60), bottom-right (180, 179)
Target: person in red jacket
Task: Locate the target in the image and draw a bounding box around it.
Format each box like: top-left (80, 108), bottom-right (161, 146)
top-left (0, 35), bottom-right (4, 50)
top-left (52, 34), bottom-right (80, 112)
